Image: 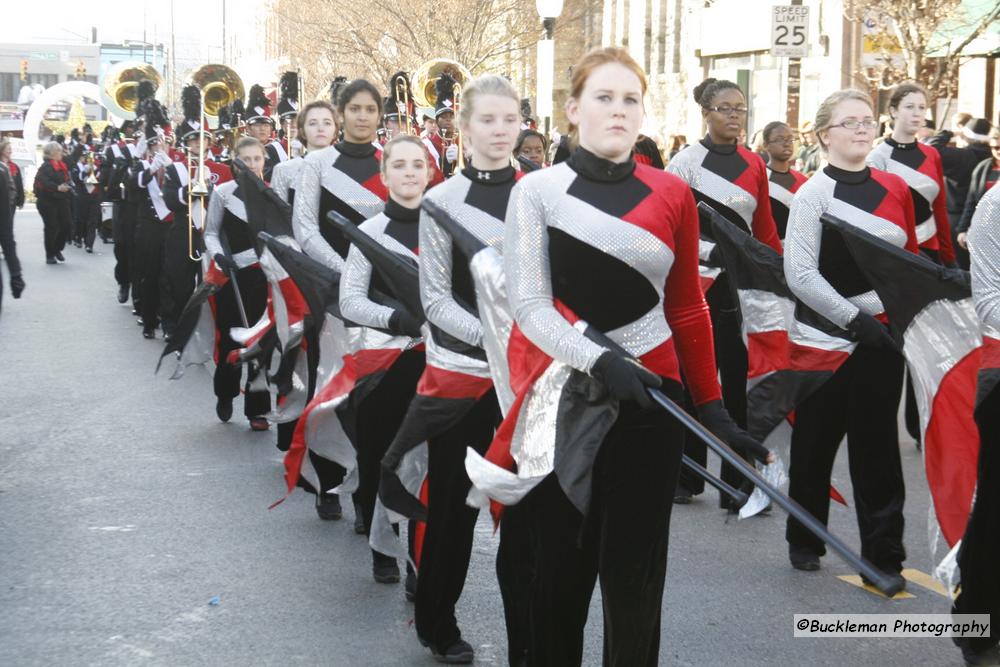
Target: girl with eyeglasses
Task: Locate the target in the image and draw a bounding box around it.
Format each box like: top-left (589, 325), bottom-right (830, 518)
top-left (867, 82), bottom-right (955, 266)
top-left (667, 78), bottom-right (781, 507)
top-left (762, 121), bottom-right (808, 239)
top-left (783, 89), bottom-right (918, 590)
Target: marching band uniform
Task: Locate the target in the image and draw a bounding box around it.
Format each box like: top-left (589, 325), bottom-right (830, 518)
top-left (246, 85), bottom-right (279, 181)
top-left (959, 183), bottom-right (1000, 665)
top-left (766, 165), bottom-right (808, 240)
top-left (408, 164), bottom-right (517, 662)
top-left (133, 124), bottom-right (180, 339)
top-left (71, 152), bottom-right (102, 252)
top-left (204, 179), bottom-right (272, 423)
top-left (783, 164), bottom-right (917, 581)
top-left (424, 74), bottom-right (459, 179)
top-left (667, 134), bottom-right (781, 504)
top-left (269, 72), bottom-right (300, 178)
top-left (339, 196), bottom-right (426, 581)
top-left (867, 137), bottom-right (955, 265)
top-left (502, 146), bottom-right (736, 665)
top-left (291, 138), bottom-right (387, 515)
top-left (101, 124), bottom-right (138, 303)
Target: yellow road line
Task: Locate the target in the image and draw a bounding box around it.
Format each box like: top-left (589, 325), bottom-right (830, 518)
top-left (836, 575), bottom-right (916, 599)
top-left (901, 569), bottom-right (952, 598)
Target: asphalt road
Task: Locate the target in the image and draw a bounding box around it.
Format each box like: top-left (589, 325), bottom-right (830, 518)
top-left (0, 207), bottom-right (968, 666)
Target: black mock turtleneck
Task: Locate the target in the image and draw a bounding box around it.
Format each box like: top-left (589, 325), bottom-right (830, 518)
top-left (335, 141), bottom-right (377, 159)
top-left (567, 146), bottom-right (636, 183)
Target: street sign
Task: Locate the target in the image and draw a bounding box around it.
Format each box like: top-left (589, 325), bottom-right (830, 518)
top-left (772, 5), bottom-right (810, 58)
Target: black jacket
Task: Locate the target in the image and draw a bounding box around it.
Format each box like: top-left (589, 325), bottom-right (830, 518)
top-left (957, 157), bottom-right (999, 234)
top-left (33, 161), bottom-right (72, 201)
top-left (926, 130), bottom-right (993, 214)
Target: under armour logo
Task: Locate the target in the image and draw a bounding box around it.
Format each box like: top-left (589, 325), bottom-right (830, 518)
top-left (478, 171), bottom-right (491, 180)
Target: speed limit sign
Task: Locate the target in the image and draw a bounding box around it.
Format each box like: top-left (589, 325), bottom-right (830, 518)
top-left (772, 5), bottom-right (810, 58)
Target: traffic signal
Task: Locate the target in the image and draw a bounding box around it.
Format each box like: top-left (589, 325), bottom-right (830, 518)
top-left (75, 61), bottom-right (86, 79)
top-left (20, 59), bottom-right (27, 81)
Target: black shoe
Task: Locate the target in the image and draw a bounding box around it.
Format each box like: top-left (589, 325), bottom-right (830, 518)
top-left (249, 417), bottom-right (270, 431)
top-left (10, 275), bottom-right (25, 298)
top-left (136, 317), bottom-right (145, 327)
top-left (789, 546), bottom-right (821, 571)
top-left (46, 257), bottom-right (57, 264)
top-left (163, 331), bottom-right (173, 343)
top-left (432, 639), bottom-right (474, 664)
top-left (85, 246), bottom-right (93, 253)
top-left (405, 569), bottom-right (417, 602)
top-left (960, 643), bottom-right (1000, 667)
top-left (74, 240), bottom-right (82, 248)
top-left (117, 285), bottom-right (129, 304)
top-left (860, 569), bottom-right (906, 594)
top-left (673, 486), bottom-right (693, 504)
top-left (142, 328), bottom-right (156, 339)
top-left (54, 252), bottom-right (65, 262)
top-left (131, 307), bottom-right (139, 316)
top-left (373, 562), bottom-right (400, 584)
top-left (315, 493), bottom-right (343, 520)
top-left (216, 398), bottom-right (233, 423)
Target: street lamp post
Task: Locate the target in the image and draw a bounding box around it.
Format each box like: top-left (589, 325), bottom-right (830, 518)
top-left (535, 0), bottom-right (564, 138)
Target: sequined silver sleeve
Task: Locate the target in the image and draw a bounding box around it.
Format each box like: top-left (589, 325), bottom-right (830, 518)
top-left (270, 160), bottom-right (291, 204)
top-left (504, 175), bottom-right (606, 373)
top-left (419, 209), bottom-right (483, 347)
top-left (783, 177), bottom-right (860, 328)
top-left (969, 187), bottom-right (1000, 330)
top-left (203, 184), bottom-right (225, 259)
top-left (665, 146), bottom-right (695, 183)
top-left (338, 217), bottom-right (396, 329)
top-left (292, 151), bottom-right (343, 271)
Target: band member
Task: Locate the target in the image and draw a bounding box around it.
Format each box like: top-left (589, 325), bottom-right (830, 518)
top-left (34, 141), bottom-right (74, 264)
top-left (270, 100), bottom-right (337, 462)
top-left (499, 47), bottom-right (766, 665)
top-left (339, 134), bottom-right (429, 583)
top-left (783, 89), bottom-right (916, 591)
top-left (960, 183), bottom-right (1000, 667)
top-left (204, 136), bottom-right (273, 430)
top-left (100, 121), bottom-right (137, 303)
top-left (424, 73), bottom-right (460, 178)
top-left (514, 128), bottom-right (547, 172)
top-left (292, 78), bottom-right (388, 525)
top-left (667, 77), bottom-right (781, 507)
top-left (400, 74), bottom-right (521, 665)
top-left (867, 83), bottom-right (955, 266)
top-left (270, 72), bottom-right (300, 171)
top-left (761, 121), bottom-right (808, 240)
top-left (246, 84), bottom-right (277, 177)
top-left (382, 71), bottom-right (415, 141)
top-left (71, 150), bottom-right (102, 252)
top-left (293, 78), bottom-right (388, 272)
top-left (133, 116), bottom-right (179, 339)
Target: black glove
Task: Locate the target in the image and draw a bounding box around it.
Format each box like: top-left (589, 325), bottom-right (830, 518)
top-left (214, 253), bottom-right (239, 273)
top-left (10, 274), bottom-right (25, 299)
top-left (388, 309), bottom-right (423, 338)
top-left (697, 400), bottom-right (771, 464)
top-left (590, 350), bottom-right (661, 409)
top-left (846, 312), bottom-right (896, 350)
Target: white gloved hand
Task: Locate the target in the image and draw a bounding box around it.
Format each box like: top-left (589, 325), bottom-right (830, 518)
top-left (445, 143), bottom-right (459, 163)
top-left (134, 135), bottom-right (148, 156)
top-left (153, 151), bottom-right (173, 170)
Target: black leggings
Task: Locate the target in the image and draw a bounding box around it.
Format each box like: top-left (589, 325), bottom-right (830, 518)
top-left (523, 381), bottom-right (684, 667)
top-left (414, 390), bottom-right (500, 652)
top-left (953, 387), bottom-right (1000, 653)
top-left (213, 264), bottom-right (271, 418)
top-left (354, 349), bottom-right (425, 566)
top-left (785, 343), bottom-right (906, 571)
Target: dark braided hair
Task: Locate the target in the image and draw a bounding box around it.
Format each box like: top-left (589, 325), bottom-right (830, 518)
top-left (693, 77), bottom-right (743, 108)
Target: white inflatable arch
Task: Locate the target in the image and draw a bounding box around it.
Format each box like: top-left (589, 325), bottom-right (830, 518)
top-left (22, 81), bottom-right (123, 164)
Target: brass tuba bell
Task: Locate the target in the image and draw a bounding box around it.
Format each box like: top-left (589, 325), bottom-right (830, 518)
top-left (411, 59), bottom-right (472, 109)
top-left (186, 64), bottom-right (245, 121)
top-left (100, 61), bottom-right (163, 120)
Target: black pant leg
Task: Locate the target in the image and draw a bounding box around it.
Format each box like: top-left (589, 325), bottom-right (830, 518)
top-left (113, 201), bottom-right (133, 287)
top-left (954, 388), bottom-right (1000, 653)
top-left (83, 197), bottom-right (99, 249)
top-left (56, 199), bottom-right (71, 252)
top-left (846, 344), bottom-right (906, 572)
top-left (231, 265), bottom-right (271, 418)
top-left (706, 276), bottom-right (750, 502)
top-left (354, 350), bottom-right (425, 566)
top-left (0, 202), bottom-right (22, 277)
top-left (213, 280), bottom-right (244, 401)
top-left (139, 219), bottom-right (165, 332)
top-left (497, 502), bottom-right (532, 667)
top-left (414, 391), bottom-right (500, 651)
top-left (38, 200), bottom-right (56, 258)
top-left (785, 354), bottom-right (852, 556)
top-left (597, 388), bottom-right (683, 667)
top-left (523, 475), bottom-right (598, 667)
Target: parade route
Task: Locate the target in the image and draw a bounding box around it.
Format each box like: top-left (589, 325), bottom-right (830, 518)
top-left (0, 208), bottom-right (966, 666)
